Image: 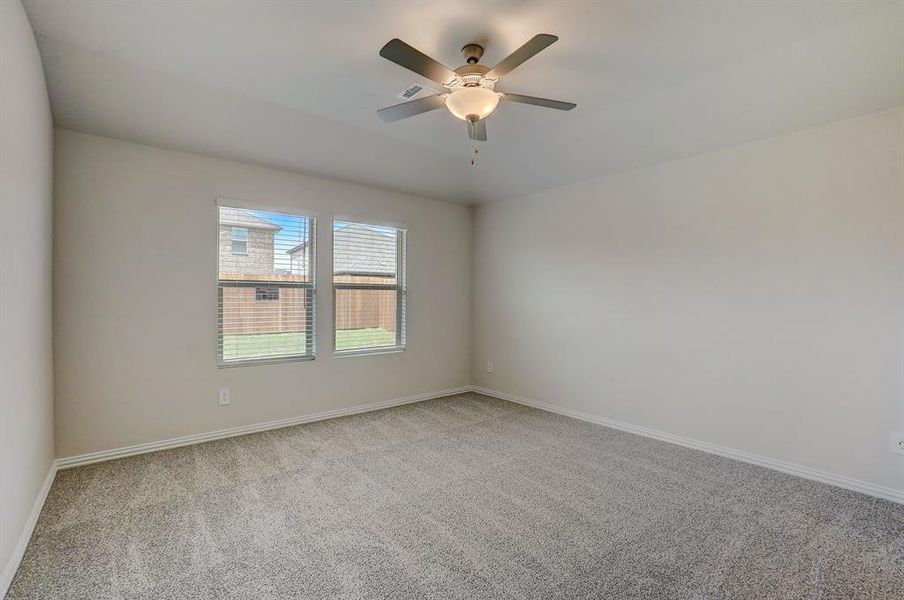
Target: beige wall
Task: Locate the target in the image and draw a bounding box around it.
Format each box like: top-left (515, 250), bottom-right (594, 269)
top-left (53, 130), bottom-right (472, 458)
top-left (473, 109), bottom-right (904, 494)
top-left (0, 0), bottom-right (55, 588)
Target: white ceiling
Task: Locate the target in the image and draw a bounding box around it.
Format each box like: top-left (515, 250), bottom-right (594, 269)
top-left (23, 1), bottom-right (904, 204)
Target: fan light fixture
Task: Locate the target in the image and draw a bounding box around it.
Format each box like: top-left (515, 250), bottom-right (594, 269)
top-left (444, 87), bottom-right (500, 122)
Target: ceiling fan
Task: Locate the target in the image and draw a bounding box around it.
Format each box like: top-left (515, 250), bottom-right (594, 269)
top-left (377, 34), bottom-right (576, 142)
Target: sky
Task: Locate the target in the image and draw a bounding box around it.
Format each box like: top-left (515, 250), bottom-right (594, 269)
top-left (250, 210), bottom-right (308, 271)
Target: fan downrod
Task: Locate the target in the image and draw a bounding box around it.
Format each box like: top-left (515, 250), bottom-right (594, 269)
top-left (461, 43), bottom-right (484, 64)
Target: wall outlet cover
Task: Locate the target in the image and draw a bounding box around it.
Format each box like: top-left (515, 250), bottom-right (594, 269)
top-left (486, 360), bottom-right (494, 374)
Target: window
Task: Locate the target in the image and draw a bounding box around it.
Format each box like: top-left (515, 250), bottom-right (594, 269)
top-left (218, 205), bottom-right (315, 366)
top-left (255, 286), bottom-right (279, 301)
top-left (333, 220), bottom-right (406, 355)
top-left (231, 227), bottom-right (248, 254)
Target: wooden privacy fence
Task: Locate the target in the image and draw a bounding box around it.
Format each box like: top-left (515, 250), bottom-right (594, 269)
top-left (334, 288), bottom-right (397, 333)
top-left (220, 273), bottom-right (397, 335)
top-left (220, 286), bottom-right (308, 335)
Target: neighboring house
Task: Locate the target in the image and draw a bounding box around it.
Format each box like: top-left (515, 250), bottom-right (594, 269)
top-left (219, 213), bottom-right (399, 337)
top-left (332, 222), bottom-right (397, 278)
top-left (218, 209), bottom-right (307, 336)
top-left (286, 222), bottom-right (396, 277)
top-left (332, 222), bottom-right (400, 333)
top-left (286, 241), bottom-right (310, 277)
top-left (217, 207), bottom-right (281, 276)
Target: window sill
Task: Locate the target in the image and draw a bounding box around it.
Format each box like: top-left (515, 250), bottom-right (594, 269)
top-left (333, 346), bottom-right (406, 359)
top-left (218, 354), bottom-right (315, 368)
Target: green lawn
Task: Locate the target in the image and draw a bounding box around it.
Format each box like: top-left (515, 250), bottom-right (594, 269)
top-left (335, 327), bottom-right (396, 351)
top-left (222, 327), bottom-right (396, 361)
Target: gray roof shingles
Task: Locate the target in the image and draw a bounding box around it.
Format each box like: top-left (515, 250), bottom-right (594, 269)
top-left (332, 222), bottom-right (397, 276)
top-left (219, 207), bottom-right (281, 231)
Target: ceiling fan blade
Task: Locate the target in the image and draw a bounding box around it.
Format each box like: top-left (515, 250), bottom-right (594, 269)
top-left (377, 94), bottom-right (446, 123)
top-left (501, 93), bottom-right (576, 111)
top-left (467, 119), bottom-right (487, 141)
top-left (379, 39), bottom-right (457, 87)
top-left (485, 34), bottom-right (558, 79)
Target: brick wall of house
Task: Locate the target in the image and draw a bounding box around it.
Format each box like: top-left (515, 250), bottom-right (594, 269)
top-left (218, 225), bottom-right (275, 276)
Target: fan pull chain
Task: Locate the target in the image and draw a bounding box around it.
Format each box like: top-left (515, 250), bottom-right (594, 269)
top-left (469, 144), bottom-right (479, 167)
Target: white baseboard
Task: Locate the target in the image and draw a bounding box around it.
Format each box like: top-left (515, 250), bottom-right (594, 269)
top-left (4, 386), bottom-right (472, 597)
top-left (10, 383), bottom-right (898, 599)
top-left (472, 386), bottom-right (904, 505)
top-left (1, 462), bottom-right (57, 599)
top-left (56, 386), bottom-right (472, 470)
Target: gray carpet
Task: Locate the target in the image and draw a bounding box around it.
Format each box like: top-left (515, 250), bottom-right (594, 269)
top-left (8, 393), bottom-right (904, 599)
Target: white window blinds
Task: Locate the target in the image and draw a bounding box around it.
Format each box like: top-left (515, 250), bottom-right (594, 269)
top-left (218, 205), bottom-right (315, 366)
top-left (333, 220), bottom-right (406, 354)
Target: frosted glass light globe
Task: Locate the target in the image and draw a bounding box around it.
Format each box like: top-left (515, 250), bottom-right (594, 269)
top-left (445, 87), bottom-right (500, 121)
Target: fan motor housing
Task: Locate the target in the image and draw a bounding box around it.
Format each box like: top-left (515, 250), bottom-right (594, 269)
top-left (461, 43), bottom-right (484, 64)
top-left (454, 64), bottom-right (489, 78)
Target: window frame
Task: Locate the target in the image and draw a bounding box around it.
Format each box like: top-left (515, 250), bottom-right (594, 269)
top-left (216, 200), bottom-right (317, 368)
top-left (332, 218), bottom-right (407, 357)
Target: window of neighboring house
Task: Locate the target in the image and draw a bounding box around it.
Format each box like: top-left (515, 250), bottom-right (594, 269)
top-left (255, 286), bottom-right (279, 301)
top-left (218, 205), bottom-right (316, 366)
top-left (231, 227), bottom-right (248, 254)
top-left (333, 220), bottom-right (406, 355)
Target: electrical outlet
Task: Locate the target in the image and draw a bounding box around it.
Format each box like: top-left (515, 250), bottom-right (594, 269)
top-left (218, 389), bottom-right (231, 406)
top-left (892, 432), bottom-right (904, 455)
top-left (486, 360), bottom-right (494, 374)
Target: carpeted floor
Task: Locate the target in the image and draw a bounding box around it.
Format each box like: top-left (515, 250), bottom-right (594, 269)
top-left (8, 393), bottom-right (904, 599)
